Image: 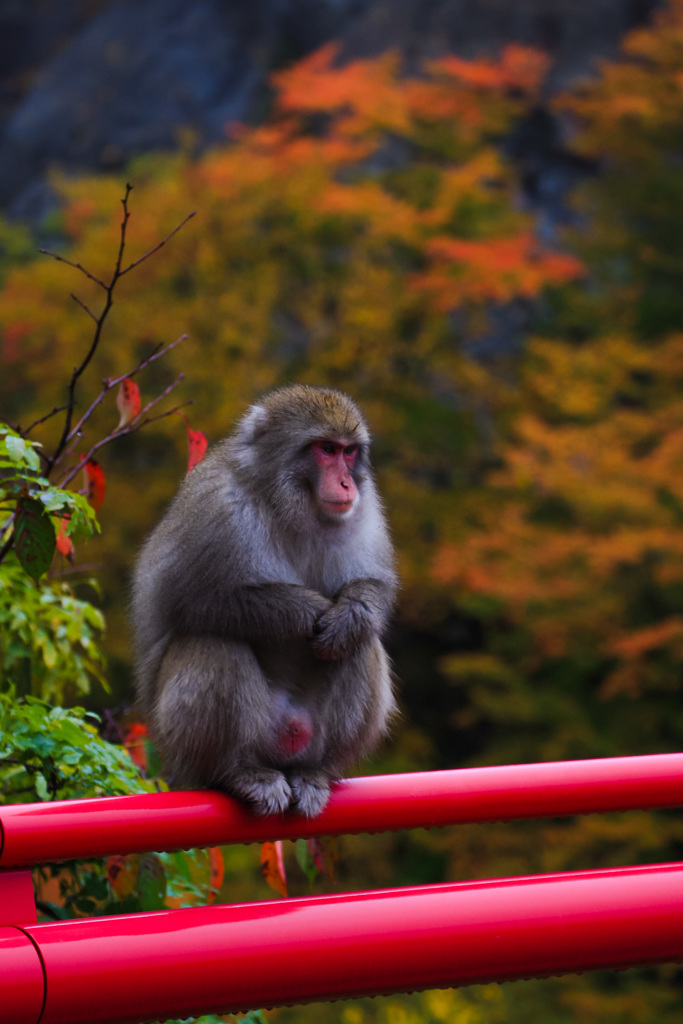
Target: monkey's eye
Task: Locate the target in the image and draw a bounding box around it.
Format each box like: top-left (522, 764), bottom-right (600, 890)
top-left (344, 444), bottom-right (359, 467)
top-left (319, 441), bottom-right (337, 456)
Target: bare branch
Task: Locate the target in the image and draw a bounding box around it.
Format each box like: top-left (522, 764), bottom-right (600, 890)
top-left (59, 374), bottom-right (188, 488)
top-left (112, 333), bottom-right (187, 384)
top-left (120, 211), bottom-right (196, 276)
top-left (38, 250), bottom-right (107, 291)
top-left (137, 400), bottom-right (194, 427)
top-left (23, 405), bottom-right (70, 437)
top-left (54, 334), bottom-right (188, 461)
top-left (133, 374), bottom-right (187, 423)
top-left (114, 183), bottom-right (133, 279)
top-left (46, 184), bottom-right (132, 474)
top-left (59, 426), bottom-right (89, 467)
top-left (38, 183), bottom-right (194, 483)
top-left (70, 293), bottom-right (98, 323)
top-left (51, 564), bottom-right (107, 581)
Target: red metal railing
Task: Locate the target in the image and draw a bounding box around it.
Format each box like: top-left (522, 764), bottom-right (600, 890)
top-left (3, 753), bottom-right (683, 866)
top-left (1, 754), bottom-right (683, 1024)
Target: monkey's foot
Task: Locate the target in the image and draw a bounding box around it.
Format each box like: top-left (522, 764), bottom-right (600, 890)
top-left (229, 769), bottom-right (293, 816)
top-left (289, 771), bottom-right (332, 818)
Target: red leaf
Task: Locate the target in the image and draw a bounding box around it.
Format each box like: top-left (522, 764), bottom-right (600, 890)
top-left (116, 378), bottom-right (141, 429)
top-left (82, 458), bottom-right (106, 510)
top-left (187, 427), bottom-right (207, 471)
top-left (107, 854), bottom-right (139, 899)
top-left (261, 840), bottom-right (288, 897)
top-left (55, 516), bottom-right (74, 559)
top-left (177, 413), bottom-right (208, 472)
top-left (308, 836), bottom-right (338, 883)
top-left (208, 847), bottom-right (225, 903)
top-left (124, 723), bottom-right (149, 773)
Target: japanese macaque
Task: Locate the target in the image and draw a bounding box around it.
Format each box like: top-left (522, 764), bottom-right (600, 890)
top-left (132, 385), bottom-right (397, 817)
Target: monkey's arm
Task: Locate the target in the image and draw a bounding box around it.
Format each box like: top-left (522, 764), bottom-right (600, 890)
top-left (164, 582), bottom-right (332, 643)
top-left (309, 578), bottom-right (394, 660)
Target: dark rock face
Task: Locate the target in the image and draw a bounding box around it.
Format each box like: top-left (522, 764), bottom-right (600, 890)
top-left (339, 0), bottom-right (659, 82)
top-left (0, 0), bottom-right (290, 206)
top-left (0, 0), bottom-right (661, 213)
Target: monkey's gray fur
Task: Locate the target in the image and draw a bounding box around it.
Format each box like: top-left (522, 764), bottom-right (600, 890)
top-left (132, 384), bottom-right (397, 817)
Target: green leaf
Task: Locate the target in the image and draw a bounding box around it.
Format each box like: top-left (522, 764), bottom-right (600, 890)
top-left (1, 432), bottom-right (41, 472)
top-left (4, 433), bottom-right (27, 462)
top-left (15, 498), bottom-right (56, 581)
top-left (295, 837), bottom-right (318, 887)
top-left (138, 854), bottom-right (167, 910)
top-left (34, 772), bottom-right (49, 801)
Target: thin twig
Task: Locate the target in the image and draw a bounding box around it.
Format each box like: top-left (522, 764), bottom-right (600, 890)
top-left (35, 901), bottom-right (64, 921)
top-left (135, 399), bottom-right (193, 428)
top-left (59, 427), bottom-right (88, 467)
top-left (56, 333), bottom-right (188, 459)
top-left (51, 562), bottom-right (105, 577)
top-left (112, 333), bottom-right (186, 384)
top-left (113, 183), bottom-right (132, 280)
top-left (22, 405), bottom-right (69, 437)
top-left (70, 293), bottom-right (98, 323)
top-left (45, 183), bottom-right (136, 475)
top-left (133, 376), bottom-right (188, 423)
top-left (1, 186), bottom-right (194, 566)
top-left (120, 211), bottom-right (196, 276)
top-left (59, 376), bottom-right (188, 487)
top-left (37, 251), bottom-right (107, 291)
top-left (41, 185), bottom-right (195, 481)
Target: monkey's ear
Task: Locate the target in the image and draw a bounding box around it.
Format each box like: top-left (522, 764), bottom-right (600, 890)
top-left (232, 403), bottom-right (270, 475)
top-left (238, 403), bottom-right (269, 443)
top-left (232, 403), bottom-right (269, 473)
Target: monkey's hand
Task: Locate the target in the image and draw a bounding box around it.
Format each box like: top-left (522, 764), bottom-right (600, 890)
top-left (310, 579), bottom-right (389, 660)
top-left (220, 584), bottom-right (332, 641)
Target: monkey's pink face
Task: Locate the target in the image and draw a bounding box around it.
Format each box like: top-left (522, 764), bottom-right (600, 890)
top-left (311, 439), bottom-right (359, 516)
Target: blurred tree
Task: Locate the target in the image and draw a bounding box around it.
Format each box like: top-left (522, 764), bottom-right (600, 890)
top-left (0, 42), bottom-right (577, 702)
top-left (554, 0), bottom-right (683, 341)
top-left (432, 0), bottom-right (683, 769)
top-left (426, 11), bottom-right (683, 1021)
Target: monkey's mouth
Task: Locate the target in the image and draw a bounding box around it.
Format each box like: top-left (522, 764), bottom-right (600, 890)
top-left (321, 499), bottom-right (355, 515)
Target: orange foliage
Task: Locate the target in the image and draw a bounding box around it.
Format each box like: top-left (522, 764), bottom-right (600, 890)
top-left (413, 233), bottom-right (582, 307)
top-left (273, 45), bottom-right (411, 136)
top-left (435, 44), bottom-right (551, 94)
top-left (0, 40), bottom-right (586, 704)
top-left (433, 327), bottom-right (683, 686)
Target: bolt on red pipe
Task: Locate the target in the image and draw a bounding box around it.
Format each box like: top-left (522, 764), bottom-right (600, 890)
top-left (2, 753), bottom-right (683, 866)
top-left (10, 861), bottom-right (683, 1024)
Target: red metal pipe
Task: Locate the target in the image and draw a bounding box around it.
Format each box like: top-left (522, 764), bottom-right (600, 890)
top-left (18, 861), bottom-right (683, 1024)
top-left (0, 869), bottom-right (37, 925)
top-left (0, 927), bottom-right (45, 1024)
top-left (2, 753), bottom-right (683, 866)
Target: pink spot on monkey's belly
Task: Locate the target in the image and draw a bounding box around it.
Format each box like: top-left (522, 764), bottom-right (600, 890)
top-left (280, 718), bottom-right (313, 757)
